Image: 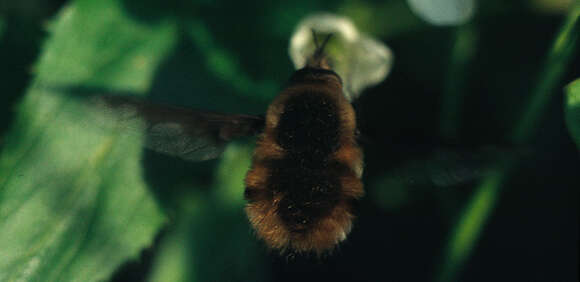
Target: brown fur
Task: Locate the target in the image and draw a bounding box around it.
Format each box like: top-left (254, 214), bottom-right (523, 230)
top-left (244, 74), bottom-right (364, 255)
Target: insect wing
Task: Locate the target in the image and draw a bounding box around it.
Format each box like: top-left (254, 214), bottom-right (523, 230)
top-left (385, 146), bottom-right (518, 187)
top-left (91, 96), bottom-right (264, 161)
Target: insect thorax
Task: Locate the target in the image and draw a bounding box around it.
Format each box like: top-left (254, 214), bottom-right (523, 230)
top-left (276, 91), bottom-right (341, 164)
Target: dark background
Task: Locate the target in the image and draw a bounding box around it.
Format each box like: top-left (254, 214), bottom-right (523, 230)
top-left (1, 0), bottom-right (578, 281)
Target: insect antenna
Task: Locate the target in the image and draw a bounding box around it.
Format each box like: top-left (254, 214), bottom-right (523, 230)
top-left (307, 29), bottom-right (333, 69)
top-left (311, 28), bottom-right (321, 49)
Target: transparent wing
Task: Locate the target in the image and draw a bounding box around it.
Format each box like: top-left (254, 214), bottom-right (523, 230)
top-left (89, 96), bottom-right (264, 161)
top-left (385, 146), bottom-right (518, 187)
top-left (289, 13), bottom-right (394, 101)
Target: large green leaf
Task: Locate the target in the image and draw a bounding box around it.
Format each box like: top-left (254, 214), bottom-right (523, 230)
top-left (565, 78), bottom-right (580, 150)
top-left (0, 0), bottom-right (176, 281)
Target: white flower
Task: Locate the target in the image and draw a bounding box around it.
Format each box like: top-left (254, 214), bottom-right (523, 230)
top-left (289, 13), bottom-right (394, 101)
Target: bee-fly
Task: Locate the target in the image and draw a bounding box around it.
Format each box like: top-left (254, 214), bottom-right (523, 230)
top-left (90, 31), bottom-right (366, 255)
top-left (81, 29), bottom-right (364, 256)
top-left (244, 33), bottom-right (364, 254)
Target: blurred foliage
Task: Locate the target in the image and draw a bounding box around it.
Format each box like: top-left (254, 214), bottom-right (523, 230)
top-left (0, 0), bottom-right (578, 282)
top-left (510, 3), bottom-right (579, 144)
top-left (439, 4), bottom-right (579, 281)
top-left (0, 0), bottom-right (171, 280)
top-left (566, 78), bottom-right (580, 149)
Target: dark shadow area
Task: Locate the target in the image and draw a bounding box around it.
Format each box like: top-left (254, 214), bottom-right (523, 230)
top-left (0, 0), bottom-right (68, 146)
top-left (119, 0), bottom-right (339, 98)
top-left (110, 227), bottom-right (169, 282)
top-left (144, 27), bottom-right (270, 114)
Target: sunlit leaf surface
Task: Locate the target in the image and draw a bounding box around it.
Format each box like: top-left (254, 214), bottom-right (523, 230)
top-left (0, 0), bottom-right (175, 281)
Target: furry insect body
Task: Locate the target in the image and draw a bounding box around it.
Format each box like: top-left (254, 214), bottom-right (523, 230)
top-left (244, 67), bottom-right (364, 254)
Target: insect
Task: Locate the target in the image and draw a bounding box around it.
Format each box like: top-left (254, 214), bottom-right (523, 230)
top-left (82, 14), bottom-right (392, 255)
top-left (83, 14), bottom-right (501, 255)
top-left (243, 34), bottom-right (365, 254)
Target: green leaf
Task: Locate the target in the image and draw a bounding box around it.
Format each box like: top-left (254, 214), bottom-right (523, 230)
top-left (565, 78), bottom-right (580, 150)
top-left (510, 3), bottom-right (580, 143)
top-left (0, 0), bottom-right (176, 281)
top-left (436, 169), bottom-right (506, 282)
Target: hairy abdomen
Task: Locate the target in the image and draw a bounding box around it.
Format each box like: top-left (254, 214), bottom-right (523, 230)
top-left (244, 86), bottom-right (364, 254)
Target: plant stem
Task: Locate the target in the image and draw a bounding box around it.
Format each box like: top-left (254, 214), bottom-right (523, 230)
top-left (440, 23), bottom-right (478, 140)
top-left (437, 4), bottom-right (580, 282)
